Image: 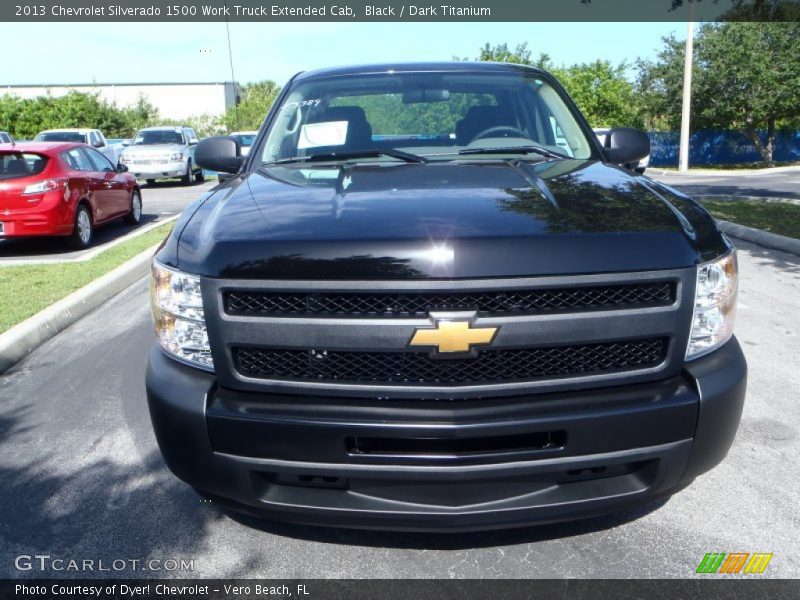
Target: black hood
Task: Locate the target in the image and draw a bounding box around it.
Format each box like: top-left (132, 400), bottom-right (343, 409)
top-left (167, 159), bottom-right (727, 279)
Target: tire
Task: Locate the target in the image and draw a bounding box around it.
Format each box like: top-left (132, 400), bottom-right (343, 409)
top-left (68, 204), bottom-right (93, 249)
top-left (146, 179), bottom-right (156, 185)
top-left (195, 168), bottom-right (205, 183)
top-left (123, 189), bottom-right (142, 225)
top-left (181, 161), bottom-right (193, 185)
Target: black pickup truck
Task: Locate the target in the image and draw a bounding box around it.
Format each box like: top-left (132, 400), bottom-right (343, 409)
top-left (146, 62), bottom-right (746, 531)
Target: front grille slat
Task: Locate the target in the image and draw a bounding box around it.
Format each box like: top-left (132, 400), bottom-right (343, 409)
top-left (224, 282), bottom-right (675, 318)
top-left (234, 338), bottom-right (667, 386)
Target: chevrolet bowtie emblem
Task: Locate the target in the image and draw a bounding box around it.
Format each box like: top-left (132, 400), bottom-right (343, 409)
top-left (409, 319), bottom-right (498, 354)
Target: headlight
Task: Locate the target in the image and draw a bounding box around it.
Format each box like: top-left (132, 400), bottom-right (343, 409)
top-left (150, 260), bottom-right (214, 371)
top-left (170, 152), bottom-right (184, 161)
top-left (686, 251), bottom-right (738, 360)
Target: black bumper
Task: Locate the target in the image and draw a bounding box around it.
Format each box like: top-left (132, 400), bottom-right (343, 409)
top-left (145, 338), bottom-right (746, 532)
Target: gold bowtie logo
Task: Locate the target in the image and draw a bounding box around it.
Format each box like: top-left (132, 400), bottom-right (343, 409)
top-left (409, 320), bottom-right (498, 354)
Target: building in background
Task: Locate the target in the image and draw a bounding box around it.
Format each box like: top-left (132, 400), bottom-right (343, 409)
top-left (1, 82), bottom-right (240, 120)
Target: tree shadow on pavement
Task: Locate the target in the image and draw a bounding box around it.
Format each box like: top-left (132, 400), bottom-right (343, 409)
top-left (0, 408), bottom-right (224, 579)
top-left (733, 238), bottom-right (800, 274)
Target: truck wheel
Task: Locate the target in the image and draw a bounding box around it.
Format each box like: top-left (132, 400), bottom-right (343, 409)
top-left (68, 205), bottom-right (93, 249)
top-left (182, 161), bottom-right (193, 185)
top-left (195, 169), bottom-right (205, 183)
top-left (123, 190), bottom-right (142, 225)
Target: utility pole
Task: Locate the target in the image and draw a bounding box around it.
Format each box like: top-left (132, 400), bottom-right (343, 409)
top-left (678, 1), bottom-right (696, 173)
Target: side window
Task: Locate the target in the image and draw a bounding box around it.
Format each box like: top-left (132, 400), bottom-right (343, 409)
top-left (63, 147), bottom-right (96, 171)
top-left (86, 147), bottom-right (115, 172)
top-left (88, 131), bottom-right (98, 146)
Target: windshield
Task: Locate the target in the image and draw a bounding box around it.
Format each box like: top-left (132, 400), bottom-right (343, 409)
top-left (132, 130), bottom-right (184, 145)
top-left (260, 70), bottom-right (594, 164)
top-left (35, 131), bottom-right (86, 143)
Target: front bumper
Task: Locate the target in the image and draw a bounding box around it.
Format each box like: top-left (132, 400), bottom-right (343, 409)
top-left (124, 161), bottom-right (187, 180)
top-left (146, 338), bottom-right (746, 532)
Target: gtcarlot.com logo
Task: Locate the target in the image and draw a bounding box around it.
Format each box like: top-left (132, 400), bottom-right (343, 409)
top-left (14, 555), bottom-right (194, 573)
top-left (696, 552), bottom-right (773, 574)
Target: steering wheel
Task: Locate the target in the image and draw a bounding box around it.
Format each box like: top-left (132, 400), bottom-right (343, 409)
top-left (471, 125), bottom-right (528, 142)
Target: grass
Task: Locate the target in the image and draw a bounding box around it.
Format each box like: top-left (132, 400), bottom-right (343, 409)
top-left (0, 223), bottom-right (173, 334)
top-left (700, 199), bottom-right (800, 240)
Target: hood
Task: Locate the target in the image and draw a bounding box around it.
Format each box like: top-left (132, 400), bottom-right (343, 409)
top-left (123, 143), bottom-right (185, 158)
top-left (170, 159), bottom-right (727, 279)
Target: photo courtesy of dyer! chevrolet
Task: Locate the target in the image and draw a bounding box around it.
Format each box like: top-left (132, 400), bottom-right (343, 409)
top-left (146, 61), bottom-right (746, 532)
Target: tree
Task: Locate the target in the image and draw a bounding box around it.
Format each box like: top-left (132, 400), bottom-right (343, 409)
top-left (694, 22), bottom-right (800, 164)
top-left (637, 22), bottom-right (800, 164)
top-left (559, 61), bottom-right (643, 128)
top-left (222, 80), bottom-right (281, 131)
top-left (0, 91), bottom-right (159, 139)
top-left (471, 43), bottom-right (640, 128)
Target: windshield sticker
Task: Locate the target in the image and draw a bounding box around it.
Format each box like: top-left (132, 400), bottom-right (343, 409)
top-left (298, 121), bottom-right (348, 149)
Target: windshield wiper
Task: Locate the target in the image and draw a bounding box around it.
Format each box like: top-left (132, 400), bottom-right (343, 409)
top-left (266, 148), bottom-right (428, 166)
top-left (458, 145), bottom-right (569, 160)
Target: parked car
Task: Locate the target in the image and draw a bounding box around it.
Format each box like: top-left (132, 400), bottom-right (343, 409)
top-left (34, 128), bottom-right (120, 164)
top-left (229, 131), bottom-right (258, 156)
top-left (119, 126), bottom-right (203, 185)
top-left (0, 142), bottom-right (141, 248)
top-left (0, 132), bottom-right (14, 144)
top-left (147, 62), bottom-right (745, 532)
top-left (594, 127), bottom-right (649, 174)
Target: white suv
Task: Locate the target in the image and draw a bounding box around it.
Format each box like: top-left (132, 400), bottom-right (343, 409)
top-left (34, 128), bottom-right (119, 163)
top-left (120, 126), bottom-right (204, 185)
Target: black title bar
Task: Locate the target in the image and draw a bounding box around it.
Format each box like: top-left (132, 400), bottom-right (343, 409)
top-left (3, 0), bottom-right (800, 22)
top-left (3, 579), bottom-right (800, 600)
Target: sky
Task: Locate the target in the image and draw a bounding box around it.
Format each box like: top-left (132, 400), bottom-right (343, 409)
top-left (1, 22), bottom-right (684, 86)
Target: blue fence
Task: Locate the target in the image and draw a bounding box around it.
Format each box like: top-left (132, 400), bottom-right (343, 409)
top-left (647, 130), bottom-right (800, 167)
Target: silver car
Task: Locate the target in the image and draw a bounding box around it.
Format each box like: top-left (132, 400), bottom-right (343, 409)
top-left (119, 126), bottom-right (204, 185)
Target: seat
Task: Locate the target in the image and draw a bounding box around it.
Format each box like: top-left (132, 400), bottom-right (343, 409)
top-left (305, 106), bottom-right (373, 152)
top-left (5, 159), bottom-right (28, 176)
top-left (456, 105), bottom-right (516, 145)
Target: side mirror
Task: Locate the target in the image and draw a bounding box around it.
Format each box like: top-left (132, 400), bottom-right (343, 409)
top-left (92, 140), bottom-right (104, 148)
top-left (189, 138), bottom-right (199, 145)
top-left (122, 140), bottom-right (131, 147)
top-left (603, 128), bottom-right (650, 166)
top-left (195, 136), bottom-right (243, 174)
top-left (116, 163), bottom-right (129, 173)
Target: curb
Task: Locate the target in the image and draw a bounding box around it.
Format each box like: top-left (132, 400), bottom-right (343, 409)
top-left (716, 220), bottom-right (800, 256)
top-left (0, 242), bottom-right (159, 374)
top-left (651, 165), bottom-right (800, 177)
top-left (695, 195), bottom-right (800, 206)
top-left (0, 215), bottom-right (179, 266)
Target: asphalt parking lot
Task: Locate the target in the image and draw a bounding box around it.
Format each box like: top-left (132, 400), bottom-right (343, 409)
top-left (651, 166), bottom-right (800, 200)
top-left (0, 233), bottom-right (797, 578)
top-left (0, 179), bottom-right (216, 264)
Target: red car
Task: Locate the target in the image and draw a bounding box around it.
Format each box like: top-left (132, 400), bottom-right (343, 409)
top-left (0, 142), bottom-right (141, 248)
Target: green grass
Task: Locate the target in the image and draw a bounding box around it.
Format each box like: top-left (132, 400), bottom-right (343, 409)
top-left (700, 199), bottom-right (800, 240)
top-left (0, 223), bottom-right (173, 334)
